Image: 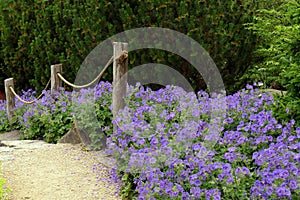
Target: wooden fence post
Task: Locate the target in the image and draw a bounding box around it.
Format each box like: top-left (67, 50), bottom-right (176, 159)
top-left (112, 42), bottom-right (128, 126)
top-left (51, 64), bottom-right (62, 94)
top-left (4, 78), bottom-right (15, 124)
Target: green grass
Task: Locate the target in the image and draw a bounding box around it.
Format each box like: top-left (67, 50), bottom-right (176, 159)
top-left (0, 162), bottom-right (11, 200)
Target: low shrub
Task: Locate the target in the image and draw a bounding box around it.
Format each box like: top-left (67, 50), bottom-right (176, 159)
top-left (0, 82), bottom-right (299, 199)
top-left (0, 100), bottom-right (10, 133)
top-left (108, 84), bottom-right (300, 200)
top-left (14, 89), bottom-right (74, 143)
top-left (242, 0), bottom-right (300, 129)
top-left (72, 82), bottom-right (113, 149)
top-left (0, 81), bottom-right (113, 147)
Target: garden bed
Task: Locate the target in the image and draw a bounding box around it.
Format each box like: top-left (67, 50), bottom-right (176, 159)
top-left (0, 82), bottom-right (299, 199)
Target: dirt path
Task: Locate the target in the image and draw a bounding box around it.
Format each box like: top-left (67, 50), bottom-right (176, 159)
top-left (0, 135), bottom-right (121, 200)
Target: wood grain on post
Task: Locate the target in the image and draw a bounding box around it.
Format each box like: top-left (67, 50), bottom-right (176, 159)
top-left (51, 64), bottom-right (62, 94)
top-left (112, 42), bottom-right (128, 122)
top-left (4, 78), bottom-right (15, 124)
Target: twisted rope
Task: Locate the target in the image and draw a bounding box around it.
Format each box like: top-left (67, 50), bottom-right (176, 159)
top-left (57, 56), bottom-right (114, 89)
top-left (9, 78), bottom-right (51, 104)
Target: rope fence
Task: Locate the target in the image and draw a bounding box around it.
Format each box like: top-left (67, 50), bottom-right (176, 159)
top-left (57, 56), bottom-right (114, 89)
top-left (9, 78), bottom-right (51, 105)
top-left (3, 42), bottom-right (128, 128)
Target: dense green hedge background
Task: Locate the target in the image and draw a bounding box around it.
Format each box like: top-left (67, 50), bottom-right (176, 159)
top-left (1, 0), bottom-right (259, 94)
top-left (1, 0), bottom-right (120, 93)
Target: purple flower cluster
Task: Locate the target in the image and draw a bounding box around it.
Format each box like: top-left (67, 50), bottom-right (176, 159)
top-left (1, 82), bottom-right (299, 199)
top-left (107, 84), bottom-right (300, 199)
top-left (0, 81), bottom-right (113, 144)
top-left (0, 99), bottom-right (10, 132)
top-left (250, 120), bottom-right (300, 199)
top-left (10, 88), bottom-right (75, 142)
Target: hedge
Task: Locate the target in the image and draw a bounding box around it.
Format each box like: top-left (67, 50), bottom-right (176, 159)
top-left (1, 0), bottom-right (259, 94)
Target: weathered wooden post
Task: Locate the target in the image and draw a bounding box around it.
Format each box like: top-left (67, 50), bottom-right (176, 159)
top-left (4, 78), bottom-right (15, 124)
top-left (112, 42), bottom-right (128, 130)
top-left (51, 64), bottom-right (62, 94)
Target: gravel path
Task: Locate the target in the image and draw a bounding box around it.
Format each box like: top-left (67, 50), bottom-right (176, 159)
top-left (0, 132), bottom-right (121, 200)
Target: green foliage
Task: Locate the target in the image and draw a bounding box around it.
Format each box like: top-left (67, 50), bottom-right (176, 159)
top-left (1, 0), bottom-right (258, 94)
top-left (120, 173), bottom-right (138, 200)
top-left (271, 94), bottom-right (300, 127)
top-left (74, 91), bottom-right (113, 150)
top-left (0, 163), bottom-right (11, 200)
top-left (0, 112), bottom-right (10, 133)
top-left (0, 0), bottom-right (118, 93)
top-left (0, 82), bottom-right (114, 148)
top-left (243, 0), bottom-right (300, 126)
top-left (120, 0), bottom-right (258, 93)
top-left (243, 0), bottom-right (299, 90)
top-left (17, 92), bottom-right (73, 143)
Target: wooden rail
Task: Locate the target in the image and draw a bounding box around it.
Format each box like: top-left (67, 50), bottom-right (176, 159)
top-left (3, 42), bottom-right (128, 131)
